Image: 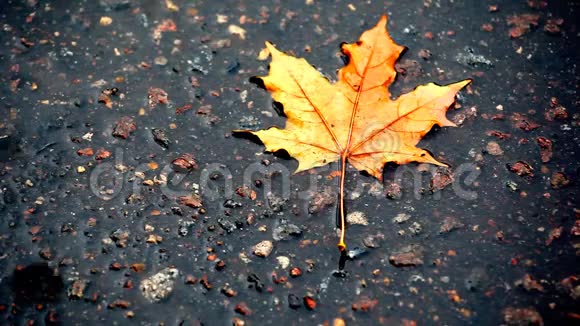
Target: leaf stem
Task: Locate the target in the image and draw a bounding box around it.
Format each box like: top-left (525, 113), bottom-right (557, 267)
top-left (337, 155), bottom-right (347, 252)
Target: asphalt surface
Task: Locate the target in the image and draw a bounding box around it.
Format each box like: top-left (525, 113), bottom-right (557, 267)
top-left (0, 0), bottom-right (578, 325)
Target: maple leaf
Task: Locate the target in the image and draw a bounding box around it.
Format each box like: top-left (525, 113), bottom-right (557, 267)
top-left (237, 15), bottom-right (471, 251)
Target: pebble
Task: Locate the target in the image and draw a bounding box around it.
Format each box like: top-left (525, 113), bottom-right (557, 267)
top-left (333, 318), bottom-right (346, 326)
top-left (439, 216), bottom-right (465, 233)
top-left (112, 116), bottom-right (136, 139)
top-left (346, 211), bottom-right (368, 226)
top-left (303, 296), bottom-right (317, 310)
top-left (408, 222), bottom-right (423, 235)
top-left (389, 244), bottom-right (425, 267)
top-left (362, 233), bottom-right (384, 248)
top-left (276, 256), bottom-right (290, 269)
top-left (172, 153), bottom-right (198, 171)
top-left (151, 128), bottom-right (170, 148)
top-left (393, 213), bottom-right (411, 224)
top-left (99, 16), bottom-right (113, 26)
top-left (68, 279), bottom-right (88, 299)
top-left (140, 268), bottom-right (179, 303)
top-left (252, 240), bottom-right (273, 257)
top-left (154, 56), bottom-right (168, 66)
top-left (228, 24), bottom-right (247, 39)
top-left (455, 46), bottom-right (493, 67)
top-left (267, 193), bottom-right (287, 213)
top-left (272, 221), bottom-right (302, 241)
top-left (288, 293), bottom-right (301, 309)
top-left (486, 141), bottom-right (503, 156)
top-left (550, 172), bottom-right (570, 189)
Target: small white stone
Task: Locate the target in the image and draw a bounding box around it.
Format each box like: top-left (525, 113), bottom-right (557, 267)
top-left (82, 132), bottom-right (93, 141)
top-left (154, 56), bottom-right (168, 66)
top-left (140, 268), bottom-right (179, 303)
top-left (393, 213), bottom-right (411, 224)
top-left (409, 222), bottom-right (423, 235)
top-left (115, 164), bottom-right (128, 172)
top-left (252, 240), bottom-right (273, 257)
top-left (239, 252), bottom-right (252, 264)
top-left (228, 24), bottom-right (246, 39)
top-left (347, 211), bottom-right (368, 226)
top-left (276, 256), bottom-right (290, 269)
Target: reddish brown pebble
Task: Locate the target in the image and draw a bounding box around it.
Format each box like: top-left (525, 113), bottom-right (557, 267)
top-left (172, 153), bottom-right (198, 172)
top-left (511, 113), bottom-right (540, 131)
top-left (175, 103), bottom-right (193, 115)
top-left (545, 97), bottom-right (568, 121)
top-left (77, 148), bottom-right (94, 156)
top-left (234, 302), bottom-right (252, 316)
top-left (389, 245), bottom-right (424, 267)
top-left (185, 275), bottom-right (197, 284)
top-left (130, 263), bottom-right (145, 272)
top-left (536, 137), bottom-right (553, 163)
top-left (507, 161), bottom-right (534, 177)
top-left (303, 296), bottom-right (317, 310)
top-left (215, 260), bottom-right (226, 271)
top-left (481, 23), bottom-right (494, 32)
top-left (507, 14), bottom-right (540, 39)
top-left (503, 306), bottom-right (543, 325)
top-left (108, 299), bottom-right (130, 309)
top-left (351, 296), bottom-right (379, 312)
top-left (178, 194), bottom-right (203, 208)
top-left (486, 130), bottom-right (511, 140)
top-left (148, 87), bottom-right (168, 107)
top-left (221, 286), bottom-right (237, 297)
top-left (273, 274), bottom-right (287, 284)
top-left (290, 267), bottom-right (302, 278)
top-left (95, 148), bottom-right (112, 160)
top-left (112, 116), bottom-right (136, 139)
top-left (200, 275), bottom-right (212, 290)
top-left (235, 186), bottom-right (257, 200)
top-left (110, 262), bottom-right (124, 271)
top-left (207, 254), bottom-right (217, 261)
top-left (550, 172), bottom-right (570, 189)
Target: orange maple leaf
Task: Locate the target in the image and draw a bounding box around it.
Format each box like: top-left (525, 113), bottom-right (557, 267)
top-left (237, 15), bottom-right (471, 251)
